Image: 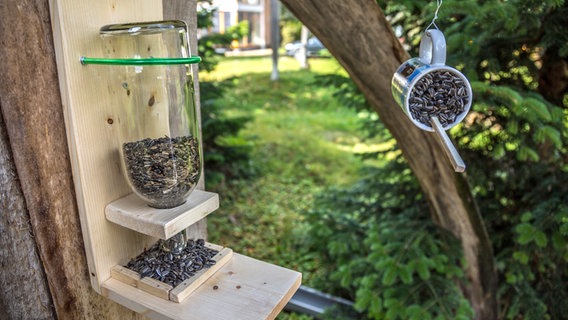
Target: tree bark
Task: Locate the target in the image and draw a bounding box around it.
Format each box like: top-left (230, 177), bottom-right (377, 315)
top-left (538, 48), bottom-right (568, 107)
top-left (279, 1), bottom-right (498, 319)
top-left (0, 1), bottom-right (203, 319)
top-left (0, 1), bottom-right (141, 319)
top-left (0, 105), bottom-right (56, 320)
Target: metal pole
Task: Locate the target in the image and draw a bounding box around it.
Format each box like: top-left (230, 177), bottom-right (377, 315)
top-left (296, 25), bottom-right (309, 69)
top-left (270, 0), bottom-right (280, 81)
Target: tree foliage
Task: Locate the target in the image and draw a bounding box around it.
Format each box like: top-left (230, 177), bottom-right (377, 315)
top-left (306, 1), bottom-right (568, 319)
top-left (307, 158), bottom-right (475, 320)
top-left (382, 0), bottom-right (568, 104)
top-left (200, 80), bottom-right (254, 185)
top-left (196, 2), bottom-right (249, 72)
top-left (197, 3), bottom-right (254, 184)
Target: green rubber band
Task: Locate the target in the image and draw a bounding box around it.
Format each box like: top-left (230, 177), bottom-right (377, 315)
top-left (80, 56), bottom-right (202, 65)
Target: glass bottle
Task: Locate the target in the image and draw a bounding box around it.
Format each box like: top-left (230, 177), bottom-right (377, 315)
top-left (99, 20), bottom-right (202, 211)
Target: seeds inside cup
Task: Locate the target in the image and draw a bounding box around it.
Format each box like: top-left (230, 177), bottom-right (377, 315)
top-left (408, 70), bottom-right (470, 128)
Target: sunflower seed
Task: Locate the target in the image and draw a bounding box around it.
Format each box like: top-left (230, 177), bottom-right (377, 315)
top-left (124, 239), bottom-right (219, 287)
top-left (409, 70), bottom-right (470, 128)
top-left (123, 135), bottom-right (201, 209)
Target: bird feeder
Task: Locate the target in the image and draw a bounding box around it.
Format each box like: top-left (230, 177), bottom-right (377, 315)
top-left (52, 1), bottom-right (300, 316)
top-left (80, 19), bottom-right (232, 300)
top-left (392, 29), bottom-right (472, 172)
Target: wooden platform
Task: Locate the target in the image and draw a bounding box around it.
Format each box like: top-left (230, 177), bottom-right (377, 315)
top-left (103, 254), bottom-right (302, 320)
top-left (106, 190), bottom-right (219, 239)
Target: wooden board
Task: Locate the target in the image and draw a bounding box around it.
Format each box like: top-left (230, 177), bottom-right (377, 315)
top-left (138, 277), bottom-right (174, 301)
top-left (103, 253), bottom-right (302, 320)
top-left (111, 265), bottom-right (141, 287)
top-left (50, 0), bottom-right (166, 293)
top-left (106, 190), bottom-right (219, 239)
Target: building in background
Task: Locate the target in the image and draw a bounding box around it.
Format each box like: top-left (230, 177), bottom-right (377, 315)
top-left (200, 0), bottom-right (273, 50)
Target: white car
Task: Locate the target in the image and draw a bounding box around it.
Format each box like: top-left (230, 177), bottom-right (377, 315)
top-left (284, 37), bottom-right (325, 57)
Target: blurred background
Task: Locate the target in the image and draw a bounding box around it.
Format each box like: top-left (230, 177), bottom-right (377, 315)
top-left (196, 1), bottom-right (567, 319)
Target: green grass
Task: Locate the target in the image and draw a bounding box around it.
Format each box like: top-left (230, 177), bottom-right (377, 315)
top-left (200, 55), bottom-right (347, 81)
top-left (200, 56), bottom-right (379, 318)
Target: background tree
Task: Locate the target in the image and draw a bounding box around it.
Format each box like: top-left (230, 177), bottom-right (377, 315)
top-left (196, 2), bottom-right (255, 186)
top-left (280, 0), bottom-right (497, 318)
top-left (281, 0), bottom-right (567, 319)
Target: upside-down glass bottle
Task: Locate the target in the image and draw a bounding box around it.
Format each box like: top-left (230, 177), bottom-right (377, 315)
top-left (95, 20), bottom-right (202, 252)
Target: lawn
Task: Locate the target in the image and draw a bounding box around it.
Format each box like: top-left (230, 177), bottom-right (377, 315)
top-left (200, 55), bottom-right (382, 318)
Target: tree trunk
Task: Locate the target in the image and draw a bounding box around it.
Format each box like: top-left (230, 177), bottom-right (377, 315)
top-left (0, 1), bottom-right (203, 319)
top-left (0, 1), bottom-right (140, 319)
top-left (0, 105), bottom-right (56, 320)
top-left (538, 48), bottom-right (568, 107)
top-left (279, 1), bottom-right (498, 319)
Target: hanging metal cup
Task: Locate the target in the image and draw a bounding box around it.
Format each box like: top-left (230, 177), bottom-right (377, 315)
top-left (391, 30), bottom-right (472, 172)
top-left (392, 29), bottom-right (472, 132)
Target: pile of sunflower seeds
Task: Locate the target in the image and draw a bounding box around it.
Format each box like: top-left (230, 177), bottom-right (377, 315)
top-left (408, 70), bottom-right (469, 128)
top-left (122, 135), bottom-right (200, 208)
top-left (125, 239), bottom-right (218, 287)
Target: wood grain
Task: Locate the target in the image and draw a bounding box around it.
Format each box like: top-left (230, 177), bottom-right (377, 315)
top-left (105, 190), bottom-right (219, 239)
top-left (111, 265), bottom-right (141, 287)
top-left (0, 103), bottom-right (55, 319)
top-left (138, 277), bottom-right (174, 301)
top-left (50, 0), bottom-right (166, 293)
top-left (103, 253), bottom-right (302, 320)
top-left (169, 247), bottom-right (234, 303)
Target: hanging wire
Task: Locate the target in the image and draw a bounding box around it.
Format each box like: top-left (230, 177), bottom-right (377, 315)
top-left (426, 0), bottom-right (443, 30)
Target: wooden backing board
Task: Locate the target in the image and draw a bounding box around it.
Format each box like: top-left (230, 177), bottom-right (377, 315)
top-left (50, 0), bottom-right (166, 293)
top-left (103, 253), bottom-right (302, 320)
top-left (106, 190), bottom-right (219, 239)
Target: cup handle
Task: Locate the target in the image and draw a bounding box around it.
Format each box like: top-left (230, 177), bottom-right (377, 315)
top-left (419, 29), bottom-right (446, 65)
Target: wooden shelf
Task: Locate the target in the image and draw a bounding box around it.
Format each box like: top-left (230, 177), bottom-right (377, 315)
top-left (105, 190), bottom-right (219, 239)
top-left (103, 253), bottom-right (302, 320)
